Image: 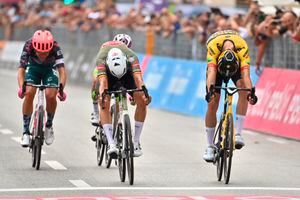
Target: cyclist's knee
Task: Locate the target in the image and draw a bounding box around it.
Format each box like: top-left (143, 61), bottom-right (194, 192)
top-left (45, 90), bottom-right (57, 100)
top-left (134, 94), bottom-right (147, 108)
top-left (25, 87), bottom-right (36, 99)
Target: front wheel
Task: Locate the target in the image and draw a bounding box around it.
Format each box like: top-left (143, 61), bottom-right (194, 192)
top-left (215, 120), bottom-right (224, 182)
top-left (124, 114), bottom-right (134, 185)
top-left (223, 113), bottom-right (234, 184)
top-left (117, 124), bottom-right (126, 182)
top-left (35, 109), bottom-right (44, 170)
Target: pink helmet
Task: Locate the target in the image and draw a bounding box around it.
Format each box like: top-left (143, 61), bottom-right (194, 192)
top-left (32, 30), bottom-right (54, 53)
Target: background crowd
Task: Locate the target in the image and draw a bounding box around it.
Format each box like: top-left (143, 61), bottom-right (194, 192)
top-left (1, 0), bottom-right (300, 69)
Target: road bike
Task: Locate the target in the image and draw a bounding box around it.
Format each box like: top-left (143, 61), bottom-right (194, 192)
top-left (102, 83), bottom-right (149, 185)
top-left (24, 82), bottom-right (63, 170)
top-left (209, 81), bottom-right (255, 184)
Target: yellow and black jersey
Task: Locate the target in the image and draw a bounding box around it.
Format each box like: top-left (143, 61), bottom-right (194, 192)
top-left (206, 30), bottom-right (251, 71)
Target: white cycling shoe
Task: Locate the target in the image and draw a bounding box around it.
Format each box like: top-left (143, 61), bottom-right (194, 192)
top-left (21, 133), bottom-right (30, 148)
top-left (90, 112), bottom-right (99, 126)
top-left (44, 126), bottom-right (54, 145)
top-left (235, 134), bottom-right (245, 149)
top-left (107, 143), bottom-right (117, 158)
top-left (203, 146), bottom-right (215, 162)
top-left (133, 142), bottom-right (143, 157)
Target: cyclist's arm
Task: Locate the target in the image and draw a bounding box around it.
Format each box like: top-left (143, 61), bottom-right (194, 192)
top-left (206, 66), bottom-right (217, 90)
top-left (133, 72), bottom-right (144, 89)
top-left (241, 68), bottom-right (253, 89)
top-left (17, 67), bottom-right (25, 88)
top-left (58, 67), bottom-right (67, 88)
top-left (206, 42), bottom-right (219, 90)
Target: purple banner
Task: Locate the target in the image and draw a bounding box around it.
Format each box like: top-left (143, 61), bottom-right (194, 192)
top-left (139, 0), bottom-right (169, 13)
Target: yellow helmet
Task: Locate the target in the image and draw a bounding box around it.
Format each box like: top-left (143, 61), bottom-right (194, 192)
top-left (217, 50), bottom-right (240, 77)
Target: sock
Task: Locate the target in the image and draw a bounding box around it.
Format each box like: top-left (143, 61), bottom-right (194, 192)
top-left (46, 113), bottom-right (55, 128)
top-left (134, 121), bottom-right (144, 144)
top-left (205, 127), bottom-right (215, 147)
top-left (23, 115), bottom-right (31, 134)
top-left (93, 101), bottom-right (99, 115)
top-left (236, 114), bottom-right (245, 136)
top-left (103, 124), bottom-right (114, 145)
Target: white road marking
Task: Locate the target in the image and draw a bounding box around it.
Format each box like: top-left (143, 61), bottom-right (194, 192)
top-left (0, 187), bottom-right (299, 192)
top-left (0, 129), bottom-right (13, 135)
top-left (267, 137), bottom-right (288, 144)
top-left (69, 180), bottom-right (91, 188)
top-left (11, 136), bottom-right (21, 143)
top-left (44, 161), bottom-right (67, 170)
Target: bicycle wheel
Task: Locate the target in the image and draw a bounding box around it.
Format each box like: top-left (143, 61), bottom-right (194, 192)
top-left (31, 113), bottom-right (37, 168)
top-left (117, 123), bottom-right (126, 182)
top-left (215, 120), bottom-right (224, 182)
top-left (31, 142), bottom-right (36, 168)
top-left (35, 109), bottom-right (44, 170)
top-left (223, 113), bottom-right (234, 184)
top-left (105, 145), bottom-right (112, 168)
top-left (124, 114), bottom-right (134, 185)
top-left (96, 128), bottom-right (105, 166)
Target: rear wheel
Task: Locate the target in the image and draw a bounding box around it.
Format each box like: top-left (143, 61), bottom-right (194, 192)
top-left (223, 114), bottom-right (234, 184)
top-left (124, 114), bottom-right (134, 185)
top-left (35, 109), bottom-right (43, 170)
top-left (96, 128), bottom-right (105, 166)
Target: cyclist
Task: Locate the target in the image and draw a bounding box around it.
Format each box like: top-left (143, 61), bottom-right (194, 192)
top-left (95, 37), bottom-right (151, 158)
top-left (90, 34), bottom-right (133, 140)
top-left (18, 29), bottom-right (67, 147)
top-left (203, 30), bottom-right (258, 162)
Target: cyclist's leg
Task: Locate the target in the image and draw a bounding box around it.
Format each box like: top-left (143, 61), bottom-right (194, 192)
top-left (43, 68), bottom-right (59, 145)
top-left (204, 70), bottom-right (222, 161)
top-left (233, 71), bottom-right (246, 148)
top-left (91, 68), bottom-right (100, 125)
top-left (21, 66), bottom-right (39, 146)
top-left (100, 75), bottom-right (116, 155)
top-left (124, 73), bottom-right (145, 157)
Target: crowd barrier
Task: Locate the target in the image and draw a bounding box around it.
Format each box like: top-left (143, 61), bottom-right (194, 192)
top-left (245, 68), bottom-right (300, 140)
top-left (1, 40), bottom-right (298, 140)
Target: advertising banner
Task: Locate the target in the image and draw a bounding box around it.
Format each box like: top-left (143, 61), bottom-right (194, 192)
top-left (245, 68), bottom-right (300, 140)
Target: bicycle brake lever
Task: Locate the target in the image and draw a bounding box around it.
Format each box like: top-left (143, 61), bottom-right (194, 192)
top-left (22, 81), bottom-right (27, 94)
top-left (142, 85), bottom-right (149, 98)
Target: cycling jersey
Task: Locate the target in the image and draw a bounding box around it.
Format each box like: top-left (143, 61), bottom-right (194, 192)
top-left (19, 38), bottom-right (64, 69)
top-left (206, 30), bottom-right (251, 70)
top-left (95, 41), bottom-right (141, 77)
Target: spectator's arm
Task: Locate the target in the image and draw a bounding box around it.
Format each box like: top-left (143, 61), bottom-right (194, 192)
top-left (256, 40), bottom-right (268, 70)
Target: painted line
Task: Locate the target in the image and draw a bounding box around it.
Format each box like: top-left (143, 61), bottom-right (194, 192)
top-left (69, 180), bottom-right (91, 188)
top-left (11, 136), bottom-right (21, 143)
top-left (44, 161), bottom-right (67, 170)
top-left (0, 129), bottom-right (13, 135)
top-left (267, 137), bottom-right (288, 144)
top-left (0, 187), bottom-right (299, 192)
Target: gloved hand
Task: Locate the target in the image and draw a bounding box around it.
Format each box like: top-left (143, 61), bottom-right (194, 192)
top-left (57, 91), bottom-right (67, 101)
top-left (18, 87), bottom-right (25, 99)
top-left (205, 85), bottom-right (215, 103)
top-left (247, 87), bottom-right (258, 105)
top-left (57, 83), bottom-right (67, 101)
top-left (91, 90), bottom-right (98, 101)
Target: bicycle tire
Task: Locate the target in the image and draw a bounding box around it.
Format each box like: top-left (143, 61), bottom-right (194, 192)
top-left (223, 113), bottom-right (234, 184)
top-left (32, 143), bottom-right (36, 168)
top-left (96, 138), bottom-right (105, 166)
top-left (35, 109), bottom-right (43, 170)
top-left (105, 145), bottom-right (112, 168)
top-left (117, 123), bottom-right (126, 182)
top-left (215, 120), bottom-right (224, 181)
top-left (31, 113), bottom-right (37, 168)
top-left (124, 114), bottom-right (134, 185)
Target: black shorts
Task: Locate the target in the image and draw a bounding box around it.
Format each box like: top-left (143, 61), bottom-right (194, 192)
top-left (107, 71), bottom-right (137, 93)
top-left (214, 70), bottom-right (242, 94)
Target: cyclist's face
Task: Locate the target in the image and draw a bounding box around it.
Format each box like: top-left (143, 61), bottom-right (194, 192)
top-left (35, 51), bottom-right (49, 60)
top-left (222, 40), bottom-right (234, 51)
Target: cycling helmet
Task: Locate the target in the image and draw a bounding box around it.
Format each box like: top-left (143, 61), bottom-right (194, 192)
top-left (113, 34), bottom-right (132, 48)
top-left (217, 50), bottom-right (240, 77)
top-left (106, 48), bottom-right (127, 79)
top-left (32, 30), bottom-right (54, 53)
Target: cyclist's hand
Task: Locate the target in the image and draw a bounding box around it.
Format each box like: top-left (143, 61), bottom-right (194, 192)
top-left (57, 91), bottom-right (67, 101)
top-left (205, 85), bottom-right (215, 103)
top-left (18, 87), bottom-right (25, 99)
top-left (57, 83), bottom-right (67, 101)
top-left (141, 85), bottom-right (151, 105)
top-left (247, 87), bottom-right (258, 105)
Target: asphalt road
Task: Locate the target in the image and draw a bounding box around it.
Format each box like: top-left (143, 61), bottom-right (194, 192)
top-left (0, 69), bottom-right (299, 199)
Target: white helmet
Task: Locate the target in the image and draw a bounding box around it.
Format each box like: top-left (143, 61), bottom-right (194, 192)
top-left (113, 34), bottom-right (132, 48)
top-left (106, 48), bottom-right (127, 79)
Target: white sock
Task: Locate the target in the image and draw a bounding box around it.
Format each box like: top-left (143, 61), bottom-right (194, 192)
top-left (236, 114), bottom-right (245, 136)
top-left (134, 121), bottom-right (144, 144)
top-left (206, 127), bottom-right (215, 147)
top-left (93, 101), bottom-right (99, 114)
top-left (103, 124), bottom-right (114, 145)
